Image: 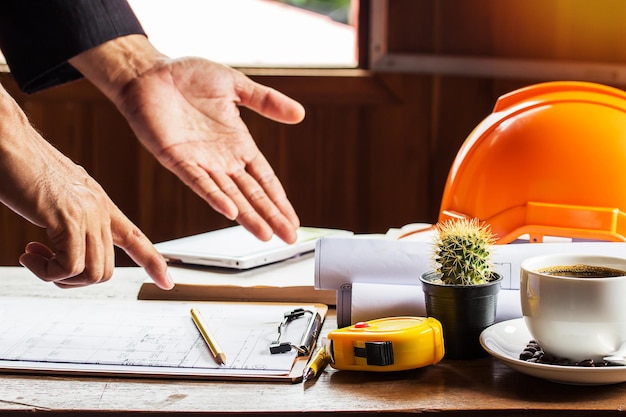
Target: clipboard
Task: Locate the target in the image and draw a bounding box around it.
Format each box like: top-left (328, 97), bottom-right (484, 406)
top-left (0, 297), bottom-right (327, 383)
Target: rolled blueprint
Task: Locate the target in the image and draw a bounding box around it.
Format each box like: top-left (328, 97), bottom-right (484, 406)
top-left (350, 282), bottom-right (522, 324)
top-left (314, 238), bottom-right (432, 289)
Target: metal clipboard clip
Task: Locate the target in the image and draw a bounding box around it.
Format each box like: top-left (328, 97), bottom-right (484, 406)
top-left (269, 308), bottom-right (322, 356)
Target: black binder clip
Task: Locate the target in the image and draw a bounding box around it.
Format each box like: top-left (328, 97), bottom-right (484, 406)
top-left (269, 308), bottom-right (322, 356)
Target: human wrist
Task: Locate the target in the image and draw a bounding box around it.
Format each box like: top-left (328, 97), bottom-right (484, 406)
top-left (68, 34), bottom-right (168, 103)
top-left (0, 84), bottom-right (49, 213)
top-left (0, 84), bottom-right (33, 146)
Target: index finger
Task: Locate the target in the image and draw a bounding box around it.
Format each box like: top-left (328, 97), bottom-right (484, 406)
top-left (110, 208), bottom-right (174, 290)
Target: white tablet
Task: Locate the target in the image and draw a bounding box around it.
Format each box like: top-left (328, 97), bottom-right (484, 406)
top-left (154, 225), bottom-right (352, 269)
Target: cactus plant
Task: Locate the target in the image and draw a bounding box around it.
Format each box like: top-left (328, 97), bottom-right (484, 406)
top-left (433, 218), bottom-right (496, 286)
top-left (420, 217), bottom-right (502, 358)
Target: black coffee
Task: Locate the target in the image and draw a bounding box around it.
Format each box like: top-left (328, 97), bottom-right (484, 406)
top-left (537, 264), bottom-right (625, 278)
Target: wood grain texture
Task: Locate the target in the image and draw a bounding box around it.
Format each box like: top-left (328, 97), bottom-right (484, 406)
top-left (0, 267), bottom-right (624, 415)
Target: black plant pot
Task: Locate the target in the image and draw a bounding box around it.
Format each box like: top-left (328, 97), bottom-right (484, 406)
top-left (420, 271), bottom-right (502, 359)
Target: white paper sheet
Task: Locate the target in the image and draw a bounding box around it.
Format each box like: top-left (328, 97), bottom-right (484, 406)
top-left (0, 297), bottom-right (322, 378)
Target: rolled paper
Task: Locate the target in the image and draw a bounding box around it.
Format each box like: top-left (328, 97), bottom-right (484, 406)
top-left (351, 282), bottom-right (522, 325)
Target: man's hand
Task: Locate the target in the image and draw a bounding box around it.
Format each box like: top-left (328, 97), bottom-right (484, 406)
top-left (70, 35), bottom-right (305, 244)
top-left (0, 85), bottom-right (173, 290)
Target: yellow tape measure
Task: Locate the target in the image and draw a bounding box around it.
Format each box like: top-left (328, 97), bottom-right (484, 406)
top-left (324, 316), bottom-right (444, 372)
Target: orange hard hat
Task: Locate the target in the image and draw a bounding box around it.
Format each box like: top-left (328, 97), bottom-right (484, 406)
top-left (438, 81), bottom-right (626, 244)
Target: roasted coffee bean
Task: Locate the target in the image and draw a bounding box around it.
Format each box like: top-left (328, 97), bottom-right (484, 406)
top-left (518, 340), bottom-right (623, 367)
top-left (538, 354), bottom-right (556, 364)
top-left (519, 350), bottom-right (534, 361)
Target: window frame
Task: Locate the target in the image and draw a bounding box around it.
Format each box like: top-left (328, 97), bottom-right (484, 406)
top-left (367, 0), bottom-right (626, 84)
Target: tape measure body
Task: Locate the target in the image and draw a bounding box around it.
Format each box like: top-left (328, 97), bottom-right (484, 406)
top-left (326, 316), bottom-right (444, 372)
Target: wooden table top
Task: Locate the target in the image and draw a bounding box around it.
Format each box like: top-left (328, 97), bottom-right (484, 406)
top-left (0, 267), bottom-right (624, 416)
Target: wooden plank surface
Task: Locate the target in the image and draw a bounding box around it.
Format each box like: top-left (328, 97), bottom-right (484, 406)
top-left (0, 267), bottom-right (624, 415)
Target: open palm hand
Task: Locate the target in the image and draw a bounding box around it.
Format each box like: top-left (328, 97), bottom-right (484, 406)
top-left (116, 57), bottom-right (305, 243)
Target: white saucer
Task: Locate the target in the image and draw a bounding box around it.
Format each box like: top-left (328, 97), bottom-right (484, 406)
top-left (480, 318), bottom-right (626, 385)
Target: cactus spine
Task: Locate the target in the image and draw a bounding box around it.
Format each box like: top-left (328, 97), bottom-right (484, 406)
top-left (433, 218), bottom-right (496, 285)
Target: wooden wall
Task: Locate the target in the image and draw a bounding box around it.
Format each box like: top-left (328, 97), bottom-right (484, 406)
top-left (1, 0), bottom-right (625, 266)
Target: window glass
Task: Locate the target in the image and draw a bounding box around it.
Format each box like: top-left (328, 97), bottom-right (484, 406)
top-left (128, 0), bottom-right (357, 68)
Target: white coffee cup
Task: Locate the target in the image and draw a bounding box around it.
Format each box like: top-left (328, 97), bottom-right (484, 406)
top-left (520, 253), bottom-right (626, 362)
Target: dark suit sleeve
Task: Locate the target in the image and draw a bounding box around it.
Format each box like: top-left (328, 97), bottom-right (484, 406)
top-left (0, 0), bottom-right (146, 94)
